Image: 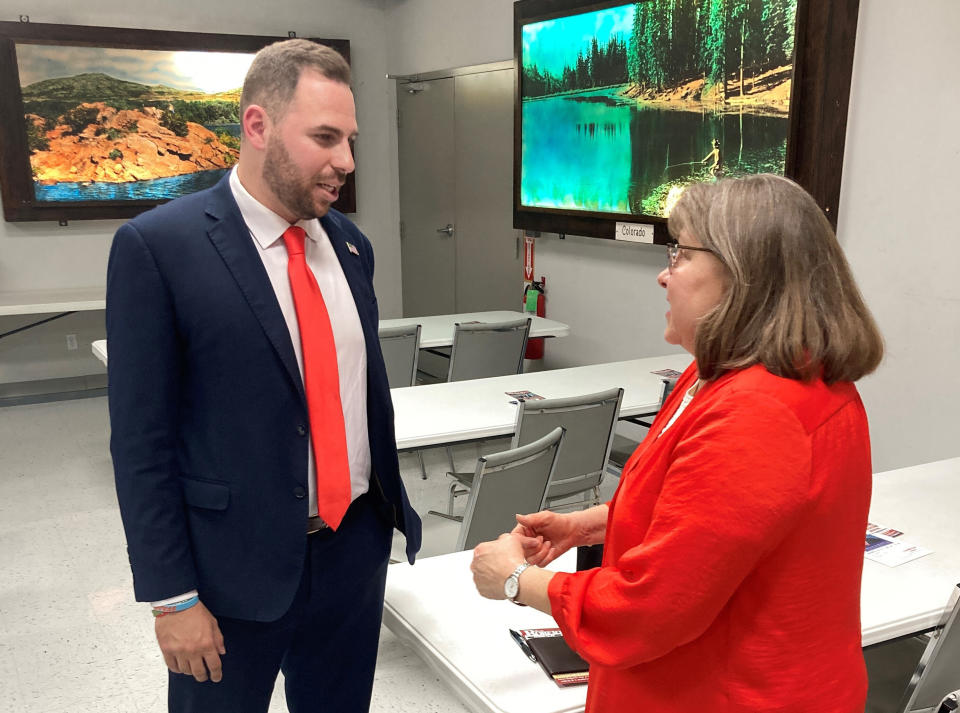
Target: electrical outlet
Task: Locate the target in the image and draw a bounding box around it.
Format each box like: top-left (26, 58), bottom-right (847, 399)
top-left (66, 334), bottom-right (78, 351)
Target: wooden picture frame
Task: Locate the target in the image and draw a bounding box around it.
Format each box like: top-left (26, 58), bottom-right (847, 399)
top-left (513, 0), bottom-right (859, 241)
top-left (0, 21), bottom-right (355, 222)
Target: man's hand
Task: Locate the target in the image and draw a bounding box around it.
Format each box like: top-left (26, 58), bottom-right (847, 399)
top-left (155, 600), bottom-right (226, 683)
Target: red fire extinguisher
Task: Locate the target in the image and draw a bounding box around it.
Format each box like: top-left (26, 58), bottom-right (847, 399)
top-left (523, 277), bottom-right (546, 360)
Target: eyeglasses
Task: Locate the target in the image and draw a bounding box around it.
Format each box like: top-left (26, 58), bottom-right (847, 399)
top-left (666, 241), bottom-right (716, 271)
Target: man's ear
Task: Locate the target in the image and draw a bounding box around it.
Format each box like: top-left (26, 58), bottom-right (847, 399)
top-left (242, 104), bottom-right (271, 150)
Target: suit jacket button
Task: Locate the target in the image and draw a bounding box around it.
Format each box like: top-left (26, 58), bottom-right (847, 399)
top-left (296, 424), bottom-right (307, 436)
top-left (293, 486), bottom-right (306, 498)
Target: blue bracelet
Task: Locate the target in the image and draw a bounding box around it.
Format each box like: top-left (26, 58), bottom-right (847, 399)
top-left (152, 595), bottom-right (200, 617)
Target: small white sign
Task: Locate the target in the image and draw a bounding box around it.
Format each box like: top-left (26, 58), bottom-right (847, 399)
top-left (615, 222), bottom-right (654, 244)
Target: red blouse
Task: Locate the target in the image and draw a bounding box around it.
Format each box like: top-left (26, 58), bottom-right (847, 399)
top-left (548, 363), bottom-right (871, 712)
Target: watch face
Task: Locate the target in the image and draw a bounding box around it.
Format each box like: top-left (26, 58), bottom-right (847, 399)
top-left (504, 576), bottom-right (519, 599)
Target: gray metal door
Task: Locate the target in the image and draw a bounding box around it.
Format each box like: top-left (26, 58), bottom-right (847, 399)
top-left (454, 69), bottom-right (519, 312)
top-left (397, 67), bottom-right (520, 318)
top-left (398, 78), bottom-right (457, 317)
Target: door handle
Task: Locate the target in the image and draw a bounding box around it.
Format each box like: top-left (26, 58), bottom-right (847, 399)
top-left (436, 224), bottom-right (454, 237)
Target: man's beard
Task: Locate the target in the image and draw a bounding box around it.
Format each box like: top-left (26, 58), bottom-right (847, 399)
top-left (262, 136), bottom-right (332, 221)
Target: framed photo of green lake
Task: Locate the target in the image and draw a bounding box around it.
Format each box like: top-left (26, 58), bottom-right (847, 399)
top-left (0, 22), bottom-right (354, 222)
top-left (513, 0), bottom-right (860, 241)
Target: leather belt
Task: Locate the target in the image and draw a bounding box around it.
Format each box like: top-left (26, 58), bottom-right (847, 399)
top-left (306, 515), bottom-right (330, 535)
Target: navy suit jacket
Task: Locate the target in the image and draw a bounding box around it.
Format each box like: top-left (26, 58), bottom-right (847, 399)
top-left (106, 174), bottom-right (421, 622)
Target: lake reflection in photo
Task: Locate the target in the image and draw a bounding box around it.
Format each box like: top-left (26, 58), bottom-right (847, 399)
top-left (34, 168), bottom-right (229, 203)
top-left (520, 87), bottom-right (788, 217)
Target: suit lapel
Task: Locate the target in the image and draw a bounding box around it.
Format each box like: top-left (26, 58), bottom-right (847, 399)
top-left (204, 179), bottom-right (306, 403)
top-left (322, 212), bottom-right (372, 329)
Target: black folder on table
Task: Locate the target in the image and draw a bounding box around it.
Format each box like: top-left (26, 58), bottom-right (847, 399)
top-left (525, 635), bottom-right (589, 685)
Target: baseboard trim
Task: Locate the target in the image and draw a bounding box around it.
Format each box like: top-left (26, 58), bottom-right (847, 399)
top-left (0, 374), bottom-right (108, 407)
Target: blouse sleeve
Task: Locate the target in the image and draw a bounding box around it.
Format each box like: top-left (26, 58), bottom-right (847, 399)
top-left (548, 390), bottom-right (812, 669)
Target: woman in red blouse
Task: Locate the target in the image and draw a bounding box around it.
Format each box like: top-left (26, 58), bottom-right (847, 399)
top-left (471, 174), bottom-right (884, 712)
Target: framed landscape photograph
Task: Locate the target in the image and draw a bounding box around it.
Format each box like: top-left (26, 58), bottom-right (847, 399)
top-left (0, 22), bottom-right (354, 222)
top-left (513, 0), bottom-right (860, 241)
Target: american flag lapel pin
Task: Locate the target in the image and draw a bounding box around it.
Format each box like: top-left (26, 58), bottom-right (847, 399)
top-left (346, 241), bottom-right (359, 256)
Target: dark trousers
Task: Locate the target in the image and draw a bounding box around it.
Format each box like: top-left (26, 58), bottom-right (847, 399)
top-left (168, 493), bottom-right (393, 713)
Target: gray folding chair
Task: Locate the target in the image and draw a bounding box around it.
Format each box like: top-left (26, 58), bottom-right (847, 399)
top-left (895, 584), bottom-right (960, 713)
top-left (378, 323), bottom-right (421, 388)
top-left (607, 376), bottom-right (678, 476)
top-left (446, 317), bottom-right (531, 382)
top-left (379, 324), bottom-right (430, 477)
top-left (404, 426), bottom-right (564, 560)
top-left (447, 388), bottom-right (623, 514)
top-left (439, 317), bottom-right (532, 478)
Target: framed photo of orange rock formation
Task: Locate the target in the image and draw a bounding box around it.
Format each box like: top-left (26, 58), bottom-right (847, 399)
top-left (0, 21), bottom-right (354, 222)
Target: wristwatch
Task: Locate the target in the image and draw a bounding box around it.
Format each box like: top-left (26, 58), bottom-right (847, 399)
top-left (504, 561), bottom-right (532, 604)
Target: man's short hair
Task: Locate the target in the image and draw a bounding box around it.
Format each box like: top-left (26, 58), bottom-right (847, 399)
top-left (240, 39), bottom-right (351, 120)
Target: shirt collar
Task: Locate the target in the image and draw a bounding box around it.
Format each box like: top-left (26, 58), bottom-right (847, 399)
top-left (229, 167), bottom-right (322, 248)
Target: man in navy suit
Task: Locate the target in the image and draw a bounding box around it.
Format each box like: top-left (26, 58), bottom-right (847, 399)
top-left (106, 39), bottom-right (420, 713)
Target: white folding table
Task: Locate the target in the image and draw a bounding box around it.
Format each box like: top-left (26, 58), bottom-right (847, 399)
top-left (384, 457), bottom-right (960, 713)
top-left (861, 457), bottom-right (960, 645)
top-left (90, 310), bottom-right (570, 367)
top-left (385, 550), bottom-right (583, 713)
top-left (380, 311), bottom-right (570, 349)
top-left (391, 355), bottom-right (690, 450)
top-left (1, 288), bottom-right (105, 344)
top-left (0, 288), bottom-right (105, 316)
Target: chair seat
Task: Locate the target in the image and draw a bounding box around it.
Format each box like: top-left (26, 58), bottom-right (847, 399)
top-left (546, 472), bottom-right (602, 500)
top-left (446, 469), bottom-right (475, 515)
top-left (418, 427), bottom-right (565, 559)
top-left (447, 388), bottom-right (626, 516)
top-left (390, 514), bottom-right (461, 562)
top-left (448, 471), bottom-right (474, 487)
top-left (892, 582), bottom-right (960, 712)
top-left (608, 434), bottom-right (641, 468)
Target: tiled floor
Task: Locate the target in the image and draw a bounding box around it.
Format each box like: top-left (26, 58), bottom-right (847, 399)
top-left (0, 396), bottom-right (521, 713)
top-left (0, 395), bottom-right (920, 711)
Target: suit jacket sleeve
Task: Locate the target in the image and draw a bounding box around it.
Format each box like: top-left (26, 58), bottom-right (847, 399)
top-left (106, 221), bottom-right (198, 601)
top-left (548, 392), bottom-right (811, 668)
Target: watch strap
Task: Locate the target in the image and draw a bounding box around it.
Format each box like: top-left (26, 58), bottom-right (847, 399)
top-left (508, 561), bottom-right (532, 604)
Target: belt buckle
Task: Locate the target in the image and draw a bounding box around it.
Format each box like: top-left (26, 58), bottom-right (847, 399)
top-left (306, 516), bottom-right (329, 535)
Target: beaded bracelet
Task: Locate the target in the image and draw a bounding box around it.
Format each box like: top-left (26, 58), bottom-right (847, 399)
top-left (152, 595), bottom-right (200, 618)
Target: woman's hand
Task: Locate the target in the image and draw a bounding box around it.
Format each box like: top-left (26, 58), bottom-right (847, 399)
top-left (511, 505), bottom-right (609, 566)
top-left (511, 510), bottom-right (580, 566)
top-left (471, 533), bottom-right (526, 600)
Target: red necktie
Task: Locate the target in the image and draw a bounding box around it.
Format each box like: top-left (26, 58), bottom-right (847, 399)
top-left (282, 225), bottom-right (351, 530)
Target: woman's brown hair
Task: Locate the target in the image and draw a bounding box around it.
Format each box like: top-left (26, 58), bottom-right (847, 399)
top-left (668, 174), bottom-right (883, 384)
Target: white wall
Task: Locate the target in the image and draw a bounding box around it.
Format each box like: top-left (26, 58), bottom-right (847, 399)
top-left (0, 0), bottom-right (404, 384)
top-left (385, 0), bottom-right (960, 472)
top-left (384, 0), bottom-right (514, 76)
top-left (836, 1), bottom-right (960, 470)
top-left (532, 236), bottom-right (683, 368)
top-left (4, 0), bottom-right (958, 470)
top-left (384, 0), bottom-right (679, 369)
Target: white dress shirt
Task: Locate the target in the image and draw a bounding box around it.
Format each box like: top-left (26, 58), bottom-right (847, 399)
top-left (152, 169), bottom-right (373, 608)
top-left (229, 168), bottom-right (371, 511)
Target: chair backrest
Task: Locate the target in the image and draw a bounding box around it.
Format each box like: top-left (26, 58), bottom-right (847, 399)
top-left (378, 323), bottom-right (421, 388)
top-left (446, 318), bottom-right (531, 382)
top-left (660, 376), bottom-right (678, 403)
top-left (457, 426), bottom-right (564, 551)
top-left (897, 584), bottom-right (960, 713)
top-left (512, 388), bottom-right (623, 502)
